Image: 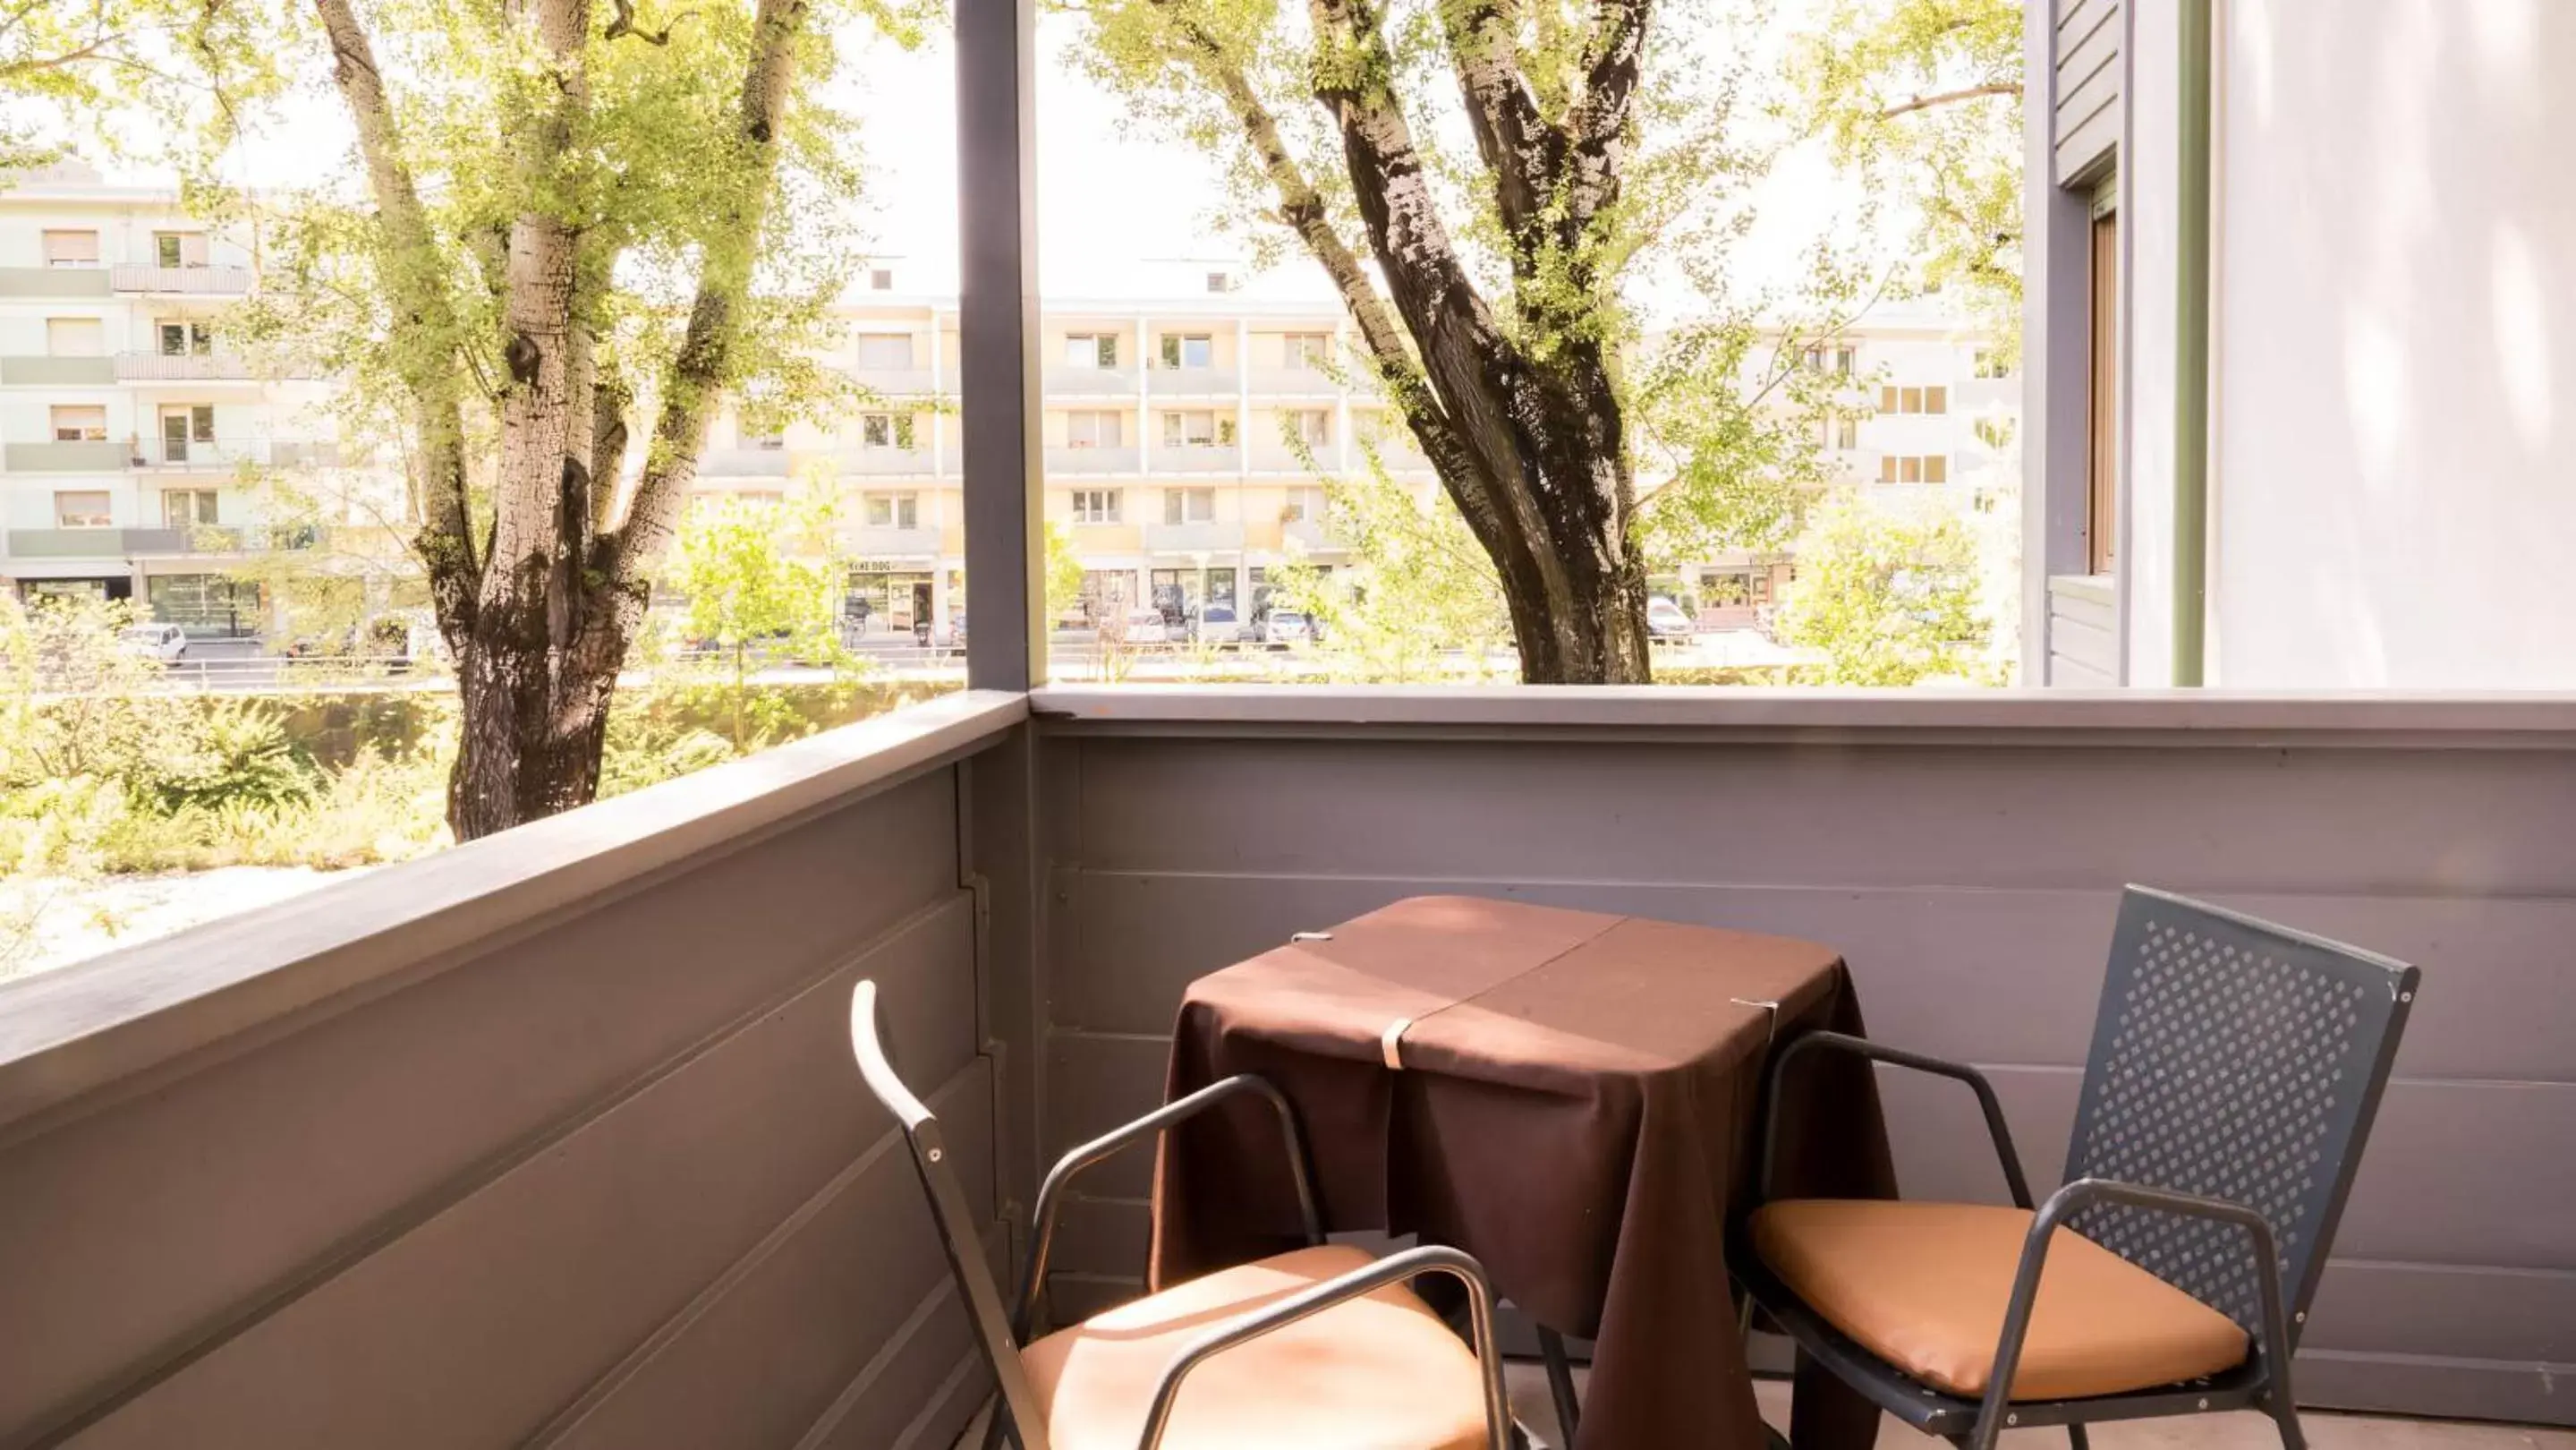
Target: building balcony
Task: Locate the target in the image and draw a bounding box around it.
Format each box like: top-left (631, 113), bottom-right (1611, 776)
top-left (109, 263), bottom-right (255, 294)
top-left (854, 367), bottom-right (944, 397)
top-left (0, 355), bottom-right (117, 386)
top-left (1148, 365), bottom-right (1237, 397)
top-left (836, 446), bottom-right (938, 477)
top-left (133, 438), bottom-right (344, 470)
top-left (1248, 365), bottom-right (1341, 397)
top-left (846, 525), bottom-right (943, 559)
top-left (0, 689), bottom-right (2558, 1447)
top-left (1280, 517), bottom-right (1333, 551)
top-left (1152, 443), bottom-right (1241, 473)
top-left (113, 353), bottom-right (259, 382)
top-left (1140, 519), bottom-right (1245, 553)
top-left (1044, 365), bottom-right (1139, 397)
top-left (1042, 445), bottom-right (1139, 475)
top-left (0, 266), bottom-right (112, 299)
top-left (4, 439), bottom-right (128, 472)
top-left (699, 447), bottom-right (794, 478)
top-left (1248, 442), bottom-right (1329, 474)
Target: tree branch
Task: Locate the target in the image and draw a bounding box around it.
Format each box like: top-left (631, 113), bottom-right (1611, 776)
top-left (1436, 0), bottom-right (1557, 275)
top-left (1561, 0), bottom-right (1649, 229)
top-left (310, 0), bottom-right (479, 635)
top-left (1874, 80), bottom-right (2019, 121)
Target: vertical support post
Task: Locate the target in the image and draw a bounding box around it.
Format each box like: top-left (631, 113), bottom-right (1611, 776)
top-left (958, 0), bottom-right (1044, 691)
top-left (2172, 0), bottom-right (2214, 687)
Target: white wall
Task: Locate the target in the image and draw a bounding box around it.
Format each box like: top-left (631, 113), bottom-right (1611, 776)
top-left (2122, 0), bottom-right (2179, 687)
top-left (2211, 0), bottom-right (2576, 686)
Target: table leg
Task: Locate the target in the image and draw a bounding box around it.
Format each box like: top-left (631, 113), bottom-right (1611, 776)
top-left (1535, 1326), bottom-right (1581, 1446)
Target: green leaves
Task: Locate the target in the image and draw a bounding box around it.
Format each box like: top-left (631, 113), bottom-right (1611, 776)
top-left (1773, 490), bottom-right (1989, 685)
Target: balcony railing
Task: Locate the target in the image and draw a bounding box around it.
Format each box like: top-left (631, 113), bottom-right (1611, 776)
top-left (847, 524), bottom-right (942, 558)
top-left (1140, 519), bottom-right (1245, 553)
top-left (5, 525), bottom-right (251, 558)
top-left (0, 355), bottom-right (115, 385)
top-left (1249, 442), bottom-right (1330, 474)
top-left (854, 367), bottom-right (942, 397)
top-left (1153, 443), bottom-right (1241, 473)
top-left (114, 353), bottom-right (258, 381)
top-left (1281, 517), bottom-right (1333, 551)
top-left (0, 690), bottom-right (2566, 1443)
top-left (1042, 445), bottom-right (1140, 475)
top-left (699, 447), bottom-right (793, 477)
top-left (4, 439), bottom-right (127, 472)
top-left (0, 266), bottom-right (112, 298)
top-left (1249, 365), bottom-right (1341, 397)
top-left (1149, 365), bottom-right (1237, 396)
top-left (836, 446), bottom-right (938, 477)
top-left (109, 263), bottom-right (254, 294)
top-left (1044, 365), bottom-right (1139, 396)
top-left (133, 438), bottom-right (343, 470)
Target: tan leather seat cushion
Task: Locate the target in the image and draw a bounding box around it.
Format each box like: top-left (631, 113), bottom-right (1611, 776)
top-left (1751, 1199), bottom-right (2249, 1401)
top-left (1020, 1243), bottom-right (1489, 1450)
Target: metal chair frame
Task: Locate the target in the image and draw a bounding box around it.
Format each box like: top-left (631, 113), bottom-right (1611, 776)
top-left (1738, 887), bottom-right (2419, 1450)
top-left (849, 981), bottom-right (1517, 1450)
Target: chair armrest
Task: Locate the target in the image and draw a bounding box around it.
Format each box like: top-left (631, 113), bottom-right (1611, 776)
top-left (1974, 1178), bottom-right (2294, 1436)
top-left (1133, 1244), bottom-right (1513, 1450)
top-left (1762, 1031), bottom-right (2035, 1207)
top-left (1015, 1074), bottom-right (1322, 1338)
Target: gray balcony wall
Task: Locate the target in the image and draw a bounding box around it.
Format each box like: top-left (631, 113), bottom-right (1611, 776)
top-left (5, 527), bottom-right (128, 559)
top-left (0, 694), bottom-right (1037, 1450)
top-left (1025, 690), bottom-right (2576, 1427)
top-left (109, 263), bottom-right (254, 294)
top-left (1, 354), bottom-right (116, 385)
top-left (1041, 445), bottom-right (1138, 475)
top-left (1042, 366), bottom-right (1137, 397)
top-left (1139, 520), bottom-right (1245, 553)
top-left (0, 267), bottom-right (113, 298)
top-left (6, 439), bottom-right (131, 472)
top-left (1147, 365), bottom-right (1237, 397)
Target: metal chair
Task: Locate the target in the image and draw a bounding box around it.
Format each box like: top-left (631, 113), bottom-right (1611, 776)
top-left (1738, 886), bottom-right (2418, 1450)
top-left (848, 980), bottom-right (1518, 1450)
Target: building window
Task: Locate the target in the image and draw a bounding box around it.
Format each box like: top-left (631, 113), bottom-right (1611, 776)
top-left (1973, 350), bottom-right (2011, 380)
top-left (1925, 385), bottom-right (1948, 414)
top-left (855, 333), bottom-right (914, 369)
top-left (42, 229), bottom-right (99, 267)
top-left (2087, 205), bottom-right (2120, 574)
top-left (1160, 410), bottom-right (1235, 447)
top-left (1877, 385), bottom-right (1948, 416)
top-left (869, 268), bottom-right (894, 291)
top-left (50, 405), bottom-right (106, 441)
top-left (1833, 415), bottom-right (1858, 449)
top-left (858, 412), bottom-right (915, 449)
top-left (159, 321), bottom-right (215, 356)
top-left (1065, 333), bottom-right (1118, 369)
top-left (55, 490), bottom-right (112, 527)
top-left (1065, 410), bottom-right (1124, 448)
top-left (864, 492), bottom-right (919, 528)
top-left (1283, 332), bottom-right (1331, 370)
top-left (1876, 454), bottom-right (1949, 483)
top-left (1159, 333), bottom-right (1213, 370)
top-left (159, 405), bottom-right (217, 461)
top-left (1280, 486), bottom-right (1324, 523)
top-left (1162, 487), bottom-right (1216, 525)
top-left (1078, 569), bottom-right (1130, 618)
top-left (46, 317), bottom-right (102, 356)
top-left (1205, 271), bottom-right (1233, 294)
top-left (163, 490), bottom-right (219, 528)
top-left (1802, 345), bottom-right (1858, 375)
top-left (1285, 409), bottom-right (1331, 448)
top-left (1071, 489), bottom-right (1121, 524)
top-left (742, 428), bottom-right (785, 450)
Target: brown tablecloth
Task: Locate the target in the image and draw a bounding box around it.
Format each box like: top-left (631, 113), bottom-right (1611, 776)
top-left (1150, 895), bottom-right (1895, 1450)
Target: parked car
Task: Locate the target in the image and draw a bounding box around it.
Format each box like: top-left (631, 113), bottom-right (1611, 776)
top-left (1264, 609), bottom-right (1316, 646)
top-left (1191, 602), bottom-right (1241, 644)
top-left (1121, 608), bottom-right (1172, 646)
top-left (117, 622), bottom-right (188, 663)
top-left (1645, 595), bottom-right (1694, 643)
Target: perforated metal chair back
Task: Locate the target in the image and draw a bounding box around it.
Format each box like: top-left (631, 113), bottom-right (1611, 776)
top-left (2064, 888), bottom-right (2418, 1340)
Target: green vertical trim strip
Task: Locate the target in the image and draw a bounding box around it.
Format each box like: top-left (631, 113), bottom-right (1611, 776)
top-left (2174, 0), bottom-right (2214, 686)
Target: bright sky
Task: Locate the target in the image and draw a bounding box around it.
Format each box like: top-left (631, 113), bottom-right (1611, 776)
top-left (108, 5), bottom-right (1883, 322)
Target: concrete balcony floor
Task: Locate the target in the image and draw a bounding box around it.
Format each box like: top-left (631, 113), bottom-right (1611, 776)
top-left (959, 1362), bottom-right (2576, 1450)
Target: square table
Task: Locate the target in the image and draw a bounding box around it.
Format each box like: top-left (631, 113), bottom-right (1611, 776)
top-left (1150, 895), bottom-right (1895, 1450)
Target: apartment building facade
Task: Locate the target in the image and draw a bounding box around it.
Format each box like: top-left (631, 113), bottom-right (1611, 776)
top-left (0, 161), bottom-right (355, 635)
top-left (0, 165), bottom-right (2010, 646)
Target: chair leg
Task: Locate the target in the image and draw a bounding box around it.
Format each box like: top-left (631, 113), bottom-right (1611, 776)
top-left (2266, 1393), bottom-right (2308, 1450)
top-left (1535, 1326), bottom-right (1581, 1447)
top-left (977, 1402), bottom-right (1012, 1450)
top-left (2069, 1424), bottom-right (2091, 1450)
